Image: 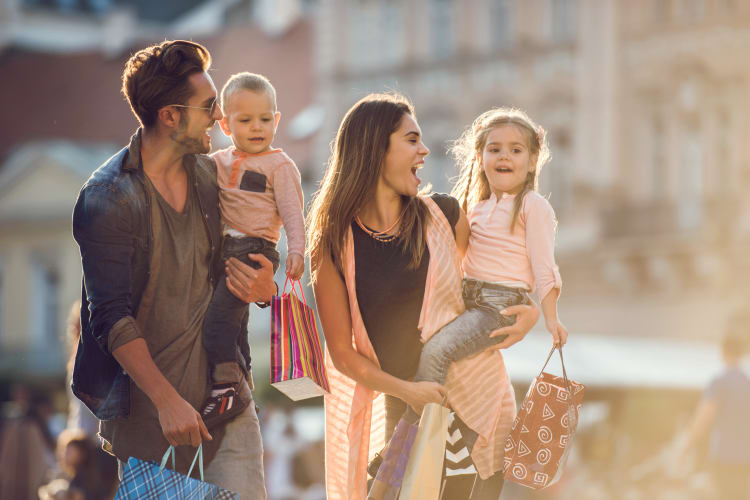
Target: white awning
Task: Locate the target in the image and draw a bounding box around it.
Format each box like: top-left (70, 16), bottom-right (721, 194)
top-left (502, 330), bottom-right (745, 391)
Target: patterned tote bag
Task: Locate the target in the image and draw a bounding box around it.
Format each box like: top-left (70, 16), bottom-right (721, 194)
top-left (270, 278), bottom-right (330, 400)
top-left (503, 346), bottom-right (585, 489)
top-left (115, 444), bottom-right (238, 499)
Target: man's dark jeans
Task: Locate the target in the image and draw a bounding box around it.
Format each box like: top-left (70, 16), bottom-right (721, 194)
top-left (203, 235), bottom-right (280, 376)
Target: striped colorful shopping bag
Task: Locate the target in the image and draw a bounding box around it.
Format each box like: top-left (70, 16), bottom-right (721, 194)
top-left (115, 444), bottom-right (238, 499)
top-left (270, 279), bottom-right (330, 400)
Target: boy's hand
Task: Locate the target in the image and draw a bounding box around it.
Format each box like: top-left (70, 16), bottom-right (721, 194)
top-left (286, 253), bottom-right (305, 281)
top-left (546, 319), bottom-right (568, 347)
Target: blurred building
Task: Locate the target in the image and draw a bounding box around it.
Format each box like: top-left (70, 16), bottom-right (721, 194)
top-left (313, 0), bottom-right (750, 343)
top-left (0, 0), bottom-right (318, 378)
top-left (0, 142), bottom-right (115, 377)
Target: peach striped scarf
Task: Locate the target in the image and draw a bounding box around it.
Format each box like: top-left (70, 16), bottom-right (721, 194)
top-left (323, 196), bottom-right (516, 500)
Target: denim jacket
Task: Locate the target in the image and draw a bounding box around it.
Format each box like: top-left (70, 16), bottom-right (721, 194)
top-left (71, 129), bottom-right (250, 420)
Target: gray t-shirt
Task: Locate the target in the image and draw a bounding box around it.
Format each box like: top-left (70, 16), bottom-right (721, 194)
top-left (705, 366), bottom-right (750, 464)
top-left (101, 168), bottom-right (225, 473)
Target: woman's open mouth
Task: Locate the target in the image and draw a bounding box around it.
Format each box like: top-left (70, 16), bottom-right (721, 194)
top-left (411, 166), bottom-right (421, 183)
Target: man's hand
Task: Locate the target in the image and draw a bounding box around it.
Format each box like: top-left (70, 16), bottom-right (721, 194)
top-left (156, 394), bottom-right (212, 447)
top-left (286, 253), bottom-right (305, 281)
top-left (111, 338), bottom-right (212, 447)
top-left (225, 253), bottom-right (276, 303)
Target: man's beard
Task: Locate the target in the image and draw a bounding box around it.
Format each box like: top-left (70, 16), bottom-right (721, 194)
top-left (170, 116), bottom-right (211, 154)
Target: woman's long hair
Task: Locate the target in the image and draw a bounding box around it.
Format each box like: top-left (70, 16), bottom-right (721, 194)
top-left (307, 92), bottom-right (430, 282)
top-left (450, 107), bottom-right (550, 232)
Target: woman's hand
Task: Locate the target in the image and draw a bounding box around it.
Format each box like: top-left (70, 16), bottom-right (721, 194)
top-left (401, 380), bottom-right (447, 416)
top-left (486, 301), bottom-right (540, 351)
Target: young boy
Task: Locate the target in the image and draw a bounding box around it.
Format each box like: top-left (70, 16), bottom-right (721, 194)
top-left (201, 72), bottom-right (305, 427)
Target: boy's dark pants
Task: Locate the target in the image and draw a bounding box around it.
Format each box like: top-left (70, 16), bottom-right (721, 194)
top-left (203, 235), bottom-right (280, 383)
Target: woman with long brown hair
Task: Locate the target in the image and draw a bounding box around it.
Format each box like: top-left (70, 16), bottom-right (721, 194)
top-left (308, 93), bottom-right (539, 500)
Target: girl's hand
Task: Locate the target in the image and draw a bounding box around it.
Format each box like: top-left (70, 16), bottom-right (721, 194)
top-left (401, 380), bottom-right (447, 416)
top-left (546, 319), bottom-right (568, 347)
top-left (286, 253), bottom-right (304, 281)
top-left (485, 301), bottom-right (540, 351)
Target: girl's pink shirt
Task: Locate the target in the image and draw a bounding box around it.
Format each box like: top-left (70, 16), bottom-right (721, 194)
top-left (463, 191), bottom-right (562, 302)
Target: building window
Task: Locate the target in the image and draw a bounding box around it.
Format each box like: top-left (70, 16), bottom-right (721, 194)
top-left (720, 0), bottom-right (736, 13)
top-left (716, 108), bottom-right (730, 195)
top-left (23, 0), bottom-right (113, 14)
top-left (549, 0), bottom-right (577, 42)
top-left (430, 0), bottom-right (455, 60)
top-left (652, 0), bottom-right (668, 24)
top-left (30, 258), bottom-right (60, 345)
top-left (490, 0), bottom-right (515, 49)
top-left (651, 115), bottom-right (666, 198)
top-left (677, 124), bottom-right (703, 229)
top-left (539, 128), bottom-right (571, 215)
top-left (680, 0), bottom-right (706, 22)
top-left (380, 2), bottom-right (404, 66)
top-left (349, 4), bottom-right (377, 70)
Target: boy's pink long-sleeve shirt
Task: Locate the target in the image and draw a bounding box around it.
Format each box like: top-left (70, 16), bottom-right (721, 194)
top-left (211, 147), bottom-right (305, 256)
top-left (463, 191), bottom-right (561, 301)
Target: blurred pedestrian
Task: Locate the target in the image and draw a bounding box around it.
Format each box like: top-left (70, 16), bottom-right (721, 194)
top-left (62, 300), bottom-right (118, 499)
top-left (263, 407), bottom-right (303, 500)
top-left (38, 478), bottom-right (83, 500)
top-left (64, 301), bottom-right (98, 436)
top-left (51, 428), bottom-right (116, 499)
top-left (683, 333), bottom-right (750, 499)
top-left (0, 387), bottom-right (57, 499)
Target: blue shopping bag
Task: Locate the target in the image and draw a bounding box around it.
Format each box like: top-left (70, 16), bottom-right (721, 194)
top-left (115, 444), bottom-right (238, 499)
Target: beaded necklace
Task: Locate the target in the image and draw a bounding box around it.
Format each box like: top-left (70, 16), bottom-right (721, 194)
top-left (354, 208), bottom-right (406, 243)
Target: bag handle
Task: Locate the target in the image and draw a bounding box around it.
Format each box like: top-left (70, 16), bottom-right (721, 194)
top-left (282, 277), bottom-right (309, 309)
top-left (539, 345), bottom-right (572, 394)
top-left (539, 346), bottom-right (581, 486)
top-left (158, 445), bottom-right (176, 473)
top-left (542, 344), bottom-right (580, 422)
top-left (157, 444), bottom-right (205, 482)
top-left (539, 345), bottom-right (578, 423)
top-left (187, 443), bottom-right (205, 482)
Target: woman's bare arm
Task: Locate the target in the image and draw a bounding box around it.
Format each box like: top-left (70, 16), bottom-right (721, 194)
top-left (313, 252), bottom-right (446, 413)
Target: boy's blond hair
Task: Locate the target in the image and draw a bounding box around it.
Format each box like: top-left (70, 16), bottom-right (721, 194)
top-left (220, 72), bottom-right (277, 113)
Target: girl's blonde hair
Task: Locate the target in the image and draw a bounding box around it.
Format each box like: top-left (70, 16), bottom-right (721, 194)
top-left (307, 92), bottom-right (431, 283)
top-left (450, 107), bottom-right (550, 232)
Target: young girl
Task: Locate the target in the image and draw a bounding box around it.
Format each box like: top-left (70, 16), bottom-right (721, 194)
top-left (372, 107), bottom-right (567, 494)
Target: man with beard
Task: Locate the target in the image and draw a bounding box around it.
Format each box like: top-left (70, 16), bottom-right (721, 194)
top-left (71, 40), bottom-right (271, 498)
